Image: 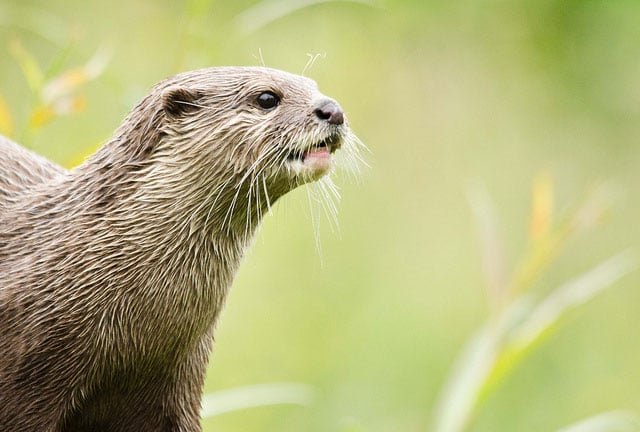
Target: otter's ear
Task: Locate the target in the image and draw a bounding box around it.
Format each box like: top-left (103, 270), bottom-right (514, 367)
top-left (161, 86), bottom-right (203, 117)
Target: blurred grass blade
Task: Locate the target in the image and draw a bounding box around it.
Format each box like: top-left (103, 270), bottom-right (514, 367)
top-left (30, 97), bottom-right (87, 130)
top-left (510, 250), bottom-right (637, 351)
top-left (201, 382), bottom-right (315, 418)
top-left (442, 182), bottom-right (631, 432)
top-left (511, 182), bottom-right (617, 296)
top-left (42, 48), bottom-right (110, 103)
top-left (235, 0), bottom-right (380, 34)
top-left (43, 69), bottom-right (89, 103)
top-left (433, 298), bottom-right (534, 432)
top-left (9, 39), bottom-right (44, 92)
top-left (572, 182), bottom-right (617, 232)
top-left (0, 4), bottom-right (69, 46)
top-left (467, 181), bottom-right (508, 312)
top-left (484, 251), bottom-right (637, 393)
top-left (25, 48), bottom-right (109, 133)
top-left (529, 172), bottom-right (554, 241)
top-left (432, 325), bottom-right (500, 432)
top-left (0, 94), bottom-right (14, 136)
top-left (556, 411), bottom-right (640, 432)
top-left (435, 251), bottom-right (636, 432)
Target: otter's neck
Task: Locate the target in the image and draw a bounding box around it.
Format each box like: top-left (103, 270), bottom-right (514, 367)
top-left (67, 130), bottom-right (278, 336)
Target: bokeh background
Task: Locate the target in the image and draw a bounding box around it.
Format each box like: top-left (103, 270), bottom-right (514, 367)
top-left (2, 1), bottom-right (640, 431)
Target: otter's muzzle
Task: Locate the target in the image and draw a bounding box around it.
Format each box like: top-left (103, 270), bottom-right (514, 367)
top-left (314, 99), bottom-right (344, 125)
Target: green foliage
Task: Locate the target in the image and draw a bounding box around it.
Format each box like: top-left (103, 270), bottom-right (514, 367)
top-left (2, 36), bottom-right (107, 150)
top-left (432, 178), bottom-right (637, 432)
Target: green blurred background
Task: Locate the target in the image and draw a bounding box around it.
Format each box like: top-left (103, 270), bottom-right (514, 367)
top-left (2, 1), bottom-right (640, 431)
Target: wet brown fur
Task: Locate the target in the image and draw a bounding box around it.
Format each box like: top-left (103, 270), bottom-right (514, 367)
top-left (0, 67), bottom-right (361, 431)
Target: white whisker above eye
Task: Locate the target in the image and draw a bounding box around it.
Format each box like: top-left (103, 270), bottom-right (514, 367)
top-left (175, 100), bottom-right (211, 110)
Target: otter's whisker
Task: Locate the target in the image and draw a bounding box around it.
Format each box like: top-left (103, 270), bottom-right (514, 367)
top-left (316, 177), bottom-right (341, 235)
top-left (183, 166), bottom-right (227, 234)
top-left (224, 139), bottom-right (284, 235)
top-left (237, 139), bottom-right (281, 185)
top-left (337, 133), bottom-right (370, 184)
top-left (223, 180), bottom-right (246, 234)
top-left (228, 143), bottom-right (276, 234)
top-left (261, 175), bottom-right (272, 213)
top-left (204, 175), bottom-right (238, 229)
top-left (175, 101), bottom-right (211, 110)
top-left (305, 183), bottom-right (323, 261)
top-left (302, 52), bottom-right (324, 76)
top-left (245, 176), bottom-right (253, 236)
top-left (253, 178), bottom-right (261, 230)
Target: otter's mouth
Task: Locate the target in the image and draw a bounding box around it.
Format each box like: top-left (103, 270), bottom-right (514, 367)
top-left (286, 133), bottom-right (341, 162)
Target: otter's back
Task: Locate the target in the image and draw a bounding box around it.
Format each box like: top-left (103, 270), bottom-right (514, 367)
top-left (0, 135), bottom-right (66, 205)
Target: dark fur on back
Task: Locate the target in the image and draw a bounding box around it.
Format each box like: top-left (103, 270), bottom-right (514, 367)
top-left (0, 136), bottom-right (66, 202)
top-left (0, 67), bottom-right (362, 431)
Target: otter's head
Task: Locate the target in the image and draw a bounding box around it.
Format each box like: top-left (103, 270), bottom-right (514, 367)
top-left (97, 67), bottom-right (363, 235)
top-left (155, 67), bottom-right (361, 193)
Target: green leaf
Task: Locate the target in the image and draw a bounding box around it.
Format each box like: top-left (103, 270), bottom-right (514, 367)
top-left (9, 39), bottom-right (44, 93)
top-left (467, 181), bottom-right (508, 313)
top-left (234, 0), bottom-right (380, 35)
top-left (431, 323), bottom-right (501, 432)
top-left (433, 251), bottom-right (636, 432)
top-left (432, 297), bottom-right (535, 432)
top-left (509, 250), bottom-right (637, 353)
top-left (481, 251), bottom-right (637, 401)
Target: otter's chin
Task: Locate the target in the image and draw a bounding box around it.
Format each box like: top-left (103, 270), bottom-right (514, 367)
top-left (285, 151), bottom-right (333, 182)
top-left (301, 146), bottom-right (333, 180)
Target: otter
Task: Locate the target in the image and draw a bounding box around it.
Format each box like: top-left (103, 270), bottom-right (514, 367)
top-left (0, 66), bottom-right (363, 431)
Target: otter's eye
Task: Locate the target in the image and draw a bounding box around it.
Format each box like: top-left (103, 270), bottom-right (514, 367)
top-left (256, 91), bottom-right (280, 110)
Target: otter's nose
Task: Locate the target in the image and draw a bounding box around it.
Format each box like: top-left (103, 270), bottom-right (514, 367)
top-left (314, 100), bottom-right (344, 125)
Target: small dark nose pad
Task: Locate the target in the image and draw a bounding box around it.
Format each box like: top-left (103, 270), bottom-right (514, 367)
top-left (314, 100), bottom-right (344, 125)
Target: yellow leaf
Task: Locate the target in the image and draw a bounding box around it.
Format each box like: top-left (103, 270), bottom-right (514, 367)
top-left (0, 94), bottom-right (14, 136)
top-left (43, 49), bottom-right (110, 103)
top-left (52, 95), bottom-right (87, 116)
top-left (29, 105), bottom-right (56, 129)
top-left (71, 96), bottom-right (87, 113)
top-left (529, 172), bottom-right (554, 241)
top-left (43, 68), bottom-right (89, 103)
